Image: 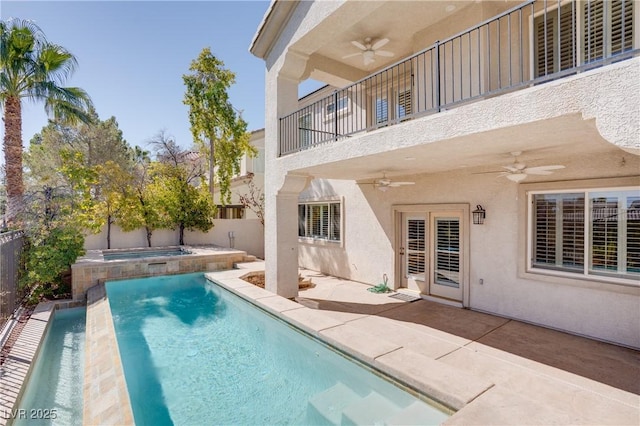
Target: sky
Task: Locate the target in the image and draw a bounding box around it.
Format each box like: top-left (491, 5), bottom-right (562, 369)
top-left (0, 0), bottom-right (321, 159)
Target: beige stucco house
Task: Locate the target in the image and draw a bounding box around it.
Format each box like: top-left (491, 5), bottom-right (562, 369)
top-left (212, 128), bottom-right (265, 221)
top-left (250, 0), bottom-right (640, 349)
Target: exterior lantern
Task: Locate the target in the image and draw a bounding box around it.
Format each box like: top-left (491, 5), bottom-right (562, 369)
top-left (472, 205), bottom-right (486, 225)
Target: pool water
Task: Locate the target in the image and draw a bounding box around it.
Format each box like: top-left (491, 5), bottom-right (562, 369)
top-left (15, 307), bottom-right (86, 426)
top-left (102, 248), bottom-right (190, 261)
top-left (106, 273), bottom-right (449, 425)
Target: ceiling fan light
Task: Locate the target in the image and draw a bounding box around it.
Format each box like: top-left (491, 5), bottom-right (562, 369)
top-left (377, 185), bottom-right (389, 192)
top-left (507, 173), bottom-right (527, 183)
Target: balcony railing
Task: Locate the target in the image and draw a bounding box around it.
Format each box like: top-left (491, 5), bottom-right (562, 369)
top-left (279, 0), bottom-right (637, 156)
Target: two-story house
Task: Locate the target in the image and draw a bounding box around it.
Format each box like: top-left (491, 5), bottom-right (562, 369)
top-left (250, 0), bottom-right (639, 348)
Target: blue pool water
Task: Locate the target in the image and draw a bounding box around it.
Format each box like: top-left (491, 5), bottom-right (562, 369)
top-left (102, 248), bottom-right (190, 261)
top-left (106, 273), bottom-right (449, 425)
top-left (15, 307), bottom-right (86, 426)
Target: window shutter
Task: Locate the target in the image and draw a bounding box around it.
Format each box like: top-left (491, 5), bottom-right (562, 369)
top-left (585, 0), bottom-right (605, 62)
top-left (561, 196), bottom-right (585, 268)
top-left (434, 218), bottom-right (460, 286)
top-left (321, 205), bottom-right (329, 238)
top-left (407, 219), bottom-right (425, 276)
top-left (558, 5), bottom-right (576, 70)
top-left (626, 196), bottom-right (640, 274)
top-left (611, 0), bottom-right (634, 55)
top-left (534, 4), bottom-right (575, 77)
top-left (330, 203), bottom-right (341, 241)
top-left (591, 196), bottom-right (619, 272)
top-left (397, 89), bottom-right (412, 118)
top-left (534, 196), bottom-right (557, 265)
top-left (298, 205), bottom-right (306, 237)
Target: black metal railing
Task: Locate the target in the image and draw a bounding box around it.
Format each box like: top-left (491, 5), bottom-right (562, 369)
top-left (0, 230), bottom-right (24, 331)
top-left (279, 0), bottom-right (637, 156)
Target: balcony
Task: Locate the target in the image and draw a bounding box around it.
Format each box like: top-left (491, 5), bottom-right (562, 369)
top-left (279, 0), bottom-right (637, 157)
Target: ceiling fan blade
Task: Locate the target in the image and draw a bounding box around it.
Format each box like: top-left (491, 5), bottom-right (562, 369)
top-left (351, 40), bottom-right (367, 51)
top-left (374, 50), bottom-right (394, 57)
top-left (502, 165), bottom-right (520, 172)
top-left (389, 182), bottom-right (415, 186)
top-left (364, 56), bottom-right (376, 65)
top-left (342, 52), bottom-right (362, 59)
top-left (523, 165), bottom-right (565, 174)
top-left (371, 38), bottom-right (389, 50)
top-left (506, 173), bottom-right (527, 182)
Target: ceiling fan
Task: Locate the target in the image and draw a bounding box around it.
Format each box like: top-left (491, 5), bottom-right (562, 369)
top-left (489, 151), bottom-right (565, 182)
top-left (360, 172), bottom-right (415, 191)
top-left (342, 37), bottom-right (394, 66)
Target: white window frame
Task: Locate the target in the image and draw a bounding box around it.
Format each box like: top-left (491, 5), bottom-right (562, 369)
top-left (298, 200), bottom-right (342, 244)
top-left (529, 0), bottom-right (635, 78)
top-left (325, 95), bottom-right (349, 117)
top-left (526, 185), bottom-right (640, 286)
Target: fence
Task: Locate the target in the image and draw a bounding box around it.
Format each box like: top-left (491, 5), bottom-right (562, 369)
top-left (0, 230), bottom-right (24, 330)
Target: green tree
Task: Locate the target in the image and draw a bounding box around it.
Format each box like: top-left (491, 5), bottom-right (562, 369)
top-left (183, 47), bottom-right (254, 205)
top-left (149, 130), bottom-right (215, 245)
top-left (25, 110), bottom-right (135, 247)
top-left (0, 18), bottom-right (92, 224)
top-left (117, 147), bottom-right (169, 247)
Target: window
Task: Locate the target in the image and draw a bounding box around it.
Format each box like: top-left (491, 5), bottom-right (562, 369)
top-left (253, 148), bottom-right (265, 174)
top-left (584, 0), bottom-right (634, 63)
top-left (215, 205), bottom-right (245, 219)
top-left (298, 201), bottom-right (341, 242)
top-left (530, 188), bottom-right (640, 281)
top-left (375, 96), bottom-right (389, 124)
top-left (326, 96), bottom-right (348, 115)
top-left (298, 113), bottom-right (312, 148)
top-left (397, 89), bottom-right (413, 119)
top-left (534, 3), bottom-right (576, 77)
top-left (533, 0), bottom-right (634, 78)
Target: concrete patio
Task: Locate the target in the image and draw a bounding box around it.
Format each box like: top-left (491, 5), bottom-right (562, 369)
top-left (208, 262), bottom-right (640, 425)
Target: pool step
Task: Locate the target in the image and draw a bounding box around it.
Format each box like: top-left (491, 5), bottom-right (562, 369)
top-left (311, 382), bottom-right (442, 425)
top-left (307, 382), bottom-right (361, 425)
top-left (341, 391), bottom-right (402, 425)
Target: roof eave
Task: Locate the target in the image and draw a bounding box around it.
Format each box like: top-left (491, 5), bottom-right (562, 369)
top-left (249, 0), bottom-right (299, 59)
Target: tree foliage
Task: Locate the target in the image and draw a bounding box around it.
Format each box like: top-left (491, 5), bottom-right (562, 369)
top-left (183, 47), bottom-right (254, 205)
top-left (149, 131), bottom-right (215, 245)
top-left (1, 18), bottom-right (92, 224)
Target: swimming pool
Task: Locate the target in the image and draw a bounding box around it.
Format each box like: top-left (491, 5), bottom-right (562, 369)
top-left (106, 273), bottom-right (449, 425)
top-left (102, 247), bottom-right (191, 261)
top-left (14, 307), bottom-right (85, 426)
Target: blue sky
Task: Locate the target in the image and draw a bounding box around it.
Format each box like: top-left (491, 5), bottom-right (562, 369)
top-left (0, 0), bottom-right (288, 156)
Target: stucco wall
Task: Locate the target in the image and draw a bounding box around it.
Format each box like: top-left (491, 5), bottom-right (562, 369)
top-left (297, 152), bottom-right (640, 348)
top-left (84, 219), bottom-right (264, 259)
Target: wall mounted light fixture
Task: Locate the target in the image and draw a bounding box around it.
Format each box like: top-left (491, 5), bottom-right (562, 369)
top-left (473, 205), bottom-right (486, 225)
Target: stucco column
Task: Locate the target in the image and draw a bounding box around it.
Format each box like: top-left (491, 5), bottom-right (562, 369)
top-left (264, 74), bottom-right (306, 298)
top-left (266, 174), bottom-right (311, 298)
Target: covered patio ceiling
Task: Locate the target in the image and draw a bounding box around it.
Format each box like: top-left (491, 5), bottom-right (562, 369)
top-left (284, 113), bottom-right (632, 183)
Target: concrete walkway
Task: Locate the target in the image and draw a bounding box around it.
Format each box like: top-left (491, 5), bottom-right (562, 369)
top-left (209, 263), bottom-right (640, 425)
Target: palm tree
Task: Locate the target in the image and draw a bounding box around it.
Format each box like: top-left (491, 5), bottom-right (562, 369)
top-left (1, 18), bottom-right (92, 225)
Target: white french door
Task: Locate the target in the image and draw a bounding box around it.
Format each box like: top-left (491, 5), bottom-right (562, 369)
top-left (399, 209), bottom-right (465, 302)
top-left (429, 212), bottom-right (463, 301)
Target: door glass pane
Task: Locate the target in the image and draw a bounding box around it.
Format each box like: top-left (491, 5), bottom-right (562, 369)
top-left (406, 219), bottom-right (425, 277)
top-left (434, 218), bottom-right (460, 288)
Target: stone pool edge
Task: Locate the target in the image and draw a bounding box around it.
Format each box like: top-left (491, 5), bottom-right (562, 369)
top-left (83, 284), bottom-right (134, 426)
top-left (0, 300), bottom-right (83, 426)
top-left (204, 269), bottom-right (495, 416)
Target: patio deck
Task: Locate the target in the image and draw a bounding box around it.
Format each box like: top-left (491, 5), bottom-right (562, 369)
top-left (208, 262), bottom-right (640, 425)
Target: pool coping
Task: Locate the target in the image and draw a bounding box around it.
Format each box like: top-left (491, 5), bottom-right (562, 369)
top-left (203, 269), bottom-right (493, 415)
top-left (204, 268), bottom-right (640, 425)
top-left (83, 284), bottom-right (134, 425)
top-left (0, 300), bottom-right (82, 426)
